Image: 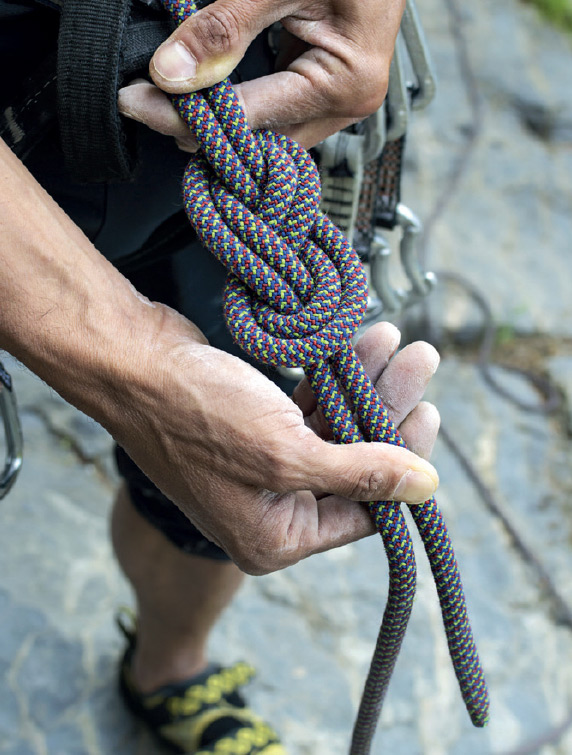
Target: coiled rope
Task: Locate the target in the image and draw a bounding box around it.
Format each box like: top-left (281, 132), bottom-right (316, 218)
top-left (161, 0), bottom-right (490, 750)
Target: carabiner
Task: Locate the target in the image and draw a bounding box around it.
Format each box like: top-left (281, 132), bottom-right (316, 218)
top-left (396, 203), bottom-right (437, 306)
top-left (368, 205), bottom-right (436, 315)
top-left (0, 360), bottom-right (23, 499)
top-left (401, 0), bottom-right (437, 111)
top-left (386, 41), bottom-right (409, 142)
top-left (369, 231), bottom-right (405, 315)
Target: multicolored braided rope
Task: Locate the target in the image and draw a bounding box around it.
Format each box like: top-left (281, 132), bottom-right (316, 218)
top-left (160, 0), bottom-right (490, 750)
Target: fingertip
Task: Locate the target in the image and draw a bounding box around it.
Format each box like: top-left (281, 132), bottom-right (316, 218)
top-left (292, 377), bottom-right (316, 416)
top-left (357, 320), bottom-right (401, 354)
top-left (392, 462), bottom-right (439, 505)
top-left (117, 81), bottom-right (148, 119)
top-left (417, 400), bottom-right (441, 430)
top-left (398, 401), bottom-right (440, 461)
top-left (355, 321), bottom-right (401, 384)
top-left (150, 40), bottom-right (198, 91)
top-left (175, 137), bottom-right (199, 153)
top-left (406, 340), bottom-right (441, 375)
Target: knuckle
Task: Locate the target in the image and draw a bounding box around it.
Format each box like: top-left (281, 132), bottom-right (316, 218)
top-left (227, 514), bottom-right (289, 577)
top-left (350, 65), bottom-right (388, 119)
top-left (234, 554), bottom-right (271, 577)
top-left (225, 535), bottom-right (269, 575)
top-left (233, 541), bottom-right (288, 576)
top-left (191, 7), bottom-right (241, 56)
top-left (233, 500), bottom-right (305, 575)
top-left (347, 468), bottom-right (393, 501)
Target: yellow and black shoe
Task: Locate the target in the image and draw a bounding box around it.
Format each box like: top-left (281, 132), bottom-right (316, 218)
top-left (117, 615), bottom-right (286, 754)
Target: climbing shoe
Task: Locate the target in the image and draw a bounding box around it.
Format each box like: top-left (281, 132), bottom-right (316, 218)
top-left (117, 612), bottom-right (286, 754)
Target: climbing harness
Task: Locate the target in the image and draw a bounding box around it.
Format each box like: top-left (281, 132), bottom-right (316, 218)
top-left (160, 0), bottom-right (490, 751)
top-left (0, 361), bottom-right (23, 500)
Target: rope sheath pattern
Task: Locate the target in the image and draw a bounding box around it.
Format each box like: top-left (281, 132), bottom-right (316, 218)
top-left (161, 0), bottom-right (490, 750)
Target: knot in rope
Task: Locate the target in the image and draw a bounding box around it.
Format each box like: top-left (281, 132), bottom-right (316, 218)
top-left (175, 86), bottom-right (368, 368)
top-left (162, 1), bottom-right (490, 751)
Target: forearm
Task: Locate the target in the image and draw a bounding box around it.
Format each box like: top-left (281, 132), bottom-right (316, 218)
top-left (0, 139), bottom-right (193, 429)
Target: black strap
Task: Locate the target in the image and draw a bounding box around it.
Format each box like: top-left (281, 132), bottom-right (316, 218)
top-left (374, 135), bottom-right (405, 230)
top-left (57, 0), bottom-right (136, 182)
top-left (121, 2), bottom-right (174, 83)
top-left (57, 0), bottom-right (173, 183)
top-left (353, 135), bottom-right (406, 258)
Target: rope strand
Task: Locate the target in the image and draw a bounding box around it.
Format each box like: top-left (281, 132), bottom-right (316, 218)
top-left (161, 0), bottom-right (490, 750)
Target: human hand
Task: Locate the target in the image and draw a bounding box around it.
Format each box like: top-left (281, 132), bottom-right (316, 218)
top-left (111, 308), bottom-right (439, 575)
top-left (0, 138), bottom-right (435, 577)
top-left (118, 0), bottom-right (405, 150)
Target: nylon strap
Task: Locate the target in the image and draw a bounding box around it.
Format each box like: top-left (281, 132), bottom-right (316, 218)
top-left (57, 0), bottom-right (136, 182)
top-left (160, 2), bottom-right (491, 751)
top-left (355, 135), bottom-right (406, 252)
top-left (57, 0), bottom-right (174, 183)
top-left (374, 135), bottom-right (406, 230)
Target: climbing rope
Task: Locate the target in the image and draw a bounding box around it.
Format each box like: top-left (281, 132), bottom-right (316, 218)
top-left (161, 0), bottom-right (490, 750)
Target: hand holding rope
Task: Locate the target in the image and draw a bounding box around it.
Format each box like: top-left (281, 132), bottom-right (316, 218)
top-left (158, 1), bottom-right (490, 750)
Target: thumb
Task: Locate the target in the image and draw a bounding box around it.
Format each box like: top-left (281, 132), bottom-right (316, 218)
top-left (150, 0), bottom-right (276, 94)
top-left (300, 437), bottom-right (440, 505)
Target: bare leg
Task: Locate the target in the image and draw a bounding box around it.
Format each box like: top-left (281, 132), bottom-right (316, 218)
top-left (110, 483), bottom-right (244, 694)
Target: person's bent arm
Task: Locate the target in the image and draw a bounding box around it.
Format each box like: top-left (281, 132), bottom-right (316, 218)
top-left (0, 138), bottom-right (438, 574)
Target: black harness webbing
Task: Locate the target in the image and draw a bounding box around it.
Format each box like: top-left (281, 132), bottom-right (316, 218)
top-left (0, 0), bottom-right (174, 181)
top-left (57, 0), bottom-right (173, 182)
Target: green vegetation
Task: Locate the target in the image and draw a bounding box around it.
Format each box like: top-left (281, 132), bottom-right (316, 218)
top-left (494, 323), bottom-right (516, 348)
top-left (523, 0), bottom-right (572, 33)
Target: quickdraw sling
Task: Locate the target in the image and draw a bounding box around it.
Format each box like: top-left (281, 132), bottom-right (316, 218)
top-left (169, 1), bottom-right (491, 751)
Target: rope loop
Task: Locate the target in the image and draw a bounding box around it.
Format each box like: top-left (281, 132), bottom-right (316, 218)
top-left (179, 100), bottom-right (369, 367)
top-left (161, 0), bottom-right (490, 749)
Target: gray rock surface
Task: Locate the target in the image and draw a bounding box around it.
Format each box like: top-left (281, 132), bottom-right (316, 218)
top-left (2, 0), bottom-right (572, 753)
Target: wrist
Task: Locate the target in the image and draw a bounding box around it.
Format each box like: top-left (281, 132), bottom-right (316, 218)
top-left (7, 259), bottom-right (157, 425)
top-left (0, 141), bottom-right (208, 433)
top-left (0, 140), bottom-right (212, 448)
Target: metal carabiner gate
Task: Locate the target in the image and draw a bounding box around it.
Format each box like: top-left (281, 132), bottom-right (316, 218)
top-left (369, 203), bottom-right (436, 316)
top-left (0, 360), bottom-right (23, 499)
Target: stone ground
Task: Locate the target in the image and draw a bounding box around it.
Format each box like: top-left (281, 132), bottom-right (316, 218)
top-left (2, 0), bottom-right (572, 753)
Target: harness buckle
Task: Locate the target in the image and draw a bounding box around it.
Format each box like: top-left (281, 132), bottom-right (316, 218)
top-left (0, 361), bottom-right (23, 500)
top-left (318, 131), bottom-right (366, 245)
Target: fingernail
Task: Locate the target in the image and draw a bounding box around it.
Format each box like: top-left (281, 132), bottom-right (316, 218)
top-left (393, 468), bottom-right (438, 504)
top-left (175, 137), bottom-right (199, 153)
top-left (154, 40), bottom-right (197, 82)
